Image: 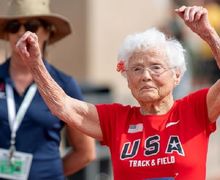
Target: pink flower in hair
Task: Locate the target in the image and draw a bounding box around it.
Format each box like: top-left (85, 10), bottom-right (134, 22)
top-left (116, 60), bottom-right (125, 72)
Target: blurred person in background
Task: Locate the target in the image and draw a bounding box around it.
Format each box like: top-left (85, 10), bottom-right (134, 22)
top-left (0, 0), bottom-right (95, 179)
top-left (16, 5), bottom-right (220, 180)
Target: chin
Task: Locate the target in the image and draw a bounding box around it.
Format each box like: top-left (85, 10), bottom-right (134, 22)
top-left (141, 90), bottom-right (156, 97)
top-left (138, 94), bottom-right (158, 103)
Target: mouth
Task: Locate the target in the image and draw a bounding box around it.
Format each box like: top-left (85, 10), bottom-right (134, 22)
top-left (140, 86), bottom-right (156, 91)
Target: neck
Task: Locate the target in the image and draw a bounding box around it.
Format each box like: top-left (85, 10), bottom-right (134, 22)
top-left (10, 53), bottom-right (30, 74)
top-left (9, 54), bottom-right (34, 95)
top-left (139, 95), bottom-right (174, 115)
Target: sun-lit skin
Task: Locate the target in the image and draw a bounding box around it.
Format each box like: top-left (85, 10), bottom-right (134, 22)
top-left (126, 48), bottom-right (181, 115)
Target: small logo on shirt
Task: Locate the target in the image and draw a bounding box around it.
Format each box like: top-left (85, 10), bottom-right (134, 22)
top-left (128, 123), bottom-right (143, 133)
top-left (165, 120), bottom-right (180, 128)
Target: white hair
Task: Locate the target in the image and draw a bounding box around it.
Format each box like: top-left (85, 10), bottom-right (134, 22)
top-left (118, 28), bottom-right (187, 78)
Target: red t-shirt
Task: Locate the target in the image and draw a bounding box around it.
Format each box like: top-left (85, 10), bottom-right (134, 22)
top-left (96, 89), bottom-right (216, 180)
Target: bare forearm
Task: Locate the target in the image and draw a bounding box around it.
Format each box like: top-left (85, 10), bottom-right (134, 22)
top-left (63, 152), bottom-right (85, 176)
top-left (16, 31), bottom-right (103, 140)
top-left (63, 127), bottom-right (96, 176)
top-left (63, 149), bottom-right (95, 176)
top-left (29, 60), bottom-right (67, 119)
top-left (29, 60), bottom-right (102, 139)
top-left (199, 27), bottom-right (220, 68)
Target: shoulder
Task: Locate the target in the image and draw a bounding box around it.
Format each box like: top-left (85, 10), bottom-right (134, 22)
top-left (174, 88), bottom-right (209, 118)
top-left (177, 88), bottom-right (209, 103)
top-left (96, 103), bottom-right (136, 115)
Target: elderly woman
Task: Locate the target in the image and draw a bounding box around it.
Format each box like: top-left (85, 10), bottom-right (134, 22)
top-left (16, 5), bottom-right (220, 180)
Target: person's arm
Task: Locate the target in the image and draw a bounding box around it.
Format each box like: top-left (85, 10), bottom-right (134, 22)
top-left (16, 32), bottom-right (103, 140)
top-left (63, 126), bottom-right (96, 176)
top-left (176, 6), bottom-right (220, 123)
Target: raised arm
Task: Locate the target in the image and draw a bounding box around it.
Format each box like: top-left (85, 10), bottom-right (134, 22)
top-left (176, 6), bottom-right (220, 122)
top-left (16, 32), bottom-right (103, 140)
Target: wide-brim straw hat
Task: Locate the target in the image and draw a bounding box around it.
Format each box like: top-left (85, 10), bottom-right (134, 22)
top-left (0, 0), bottom-right (72, 44)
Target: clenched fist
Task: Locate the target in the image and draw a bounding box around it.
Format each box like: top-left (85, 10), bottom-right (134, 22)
top-left (16, 31), bottom-right (42, 66)
top-left (175, 6), bottom-right (212, 39)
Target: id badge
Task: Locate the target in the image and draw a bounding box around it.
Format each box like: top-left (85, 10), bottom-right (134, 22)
top-left (0, 148), bottom-right (33, 180)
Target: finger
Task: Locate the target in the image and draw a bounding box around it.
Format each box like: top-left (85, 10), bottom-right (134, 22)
top-left (183, 7), bottom-right (191, 21)
top-left (18, 32), bottom-right (39, 55)
top-left (195, 9), bottom-right (203, 21)
top-left (16, 31), bottom-right (32, 45)
top-left (16, 43), bottom-right (30, 58)
top-left (28, 37), bottom-right (40, 56)
top-left (16, 38), bottom-right (27, 54)
top-left (16, 32), bottom-right (30, 50)
top-left (26, 33), bottom-right (38, 46)
top-left (176, 5), bottom-right (187, 12)
top-left (195, 7), bottom-right (208, 21)
top-left (175, 5), bottom-right (186, 18)
top-left (188, 6), bottom-right (197, 22)
top-left (16, 32), bottom-right (33, 58)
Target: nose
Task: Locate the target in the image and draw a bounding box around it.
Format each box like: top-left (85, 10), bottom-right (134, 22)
top-left (17, 25), bottom-right (26, 35)
top-left (141, 68), bottom-right (152, 81)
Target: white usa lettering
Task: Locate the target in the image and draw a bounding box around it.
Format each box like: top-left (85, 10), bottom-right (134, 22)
top-left (120, 135), bottom-right (185, 160)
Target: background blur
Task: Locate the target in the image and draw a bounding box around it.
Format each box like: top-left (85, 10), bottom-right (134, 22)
top-left (0, 0), bottom-right (219, 179)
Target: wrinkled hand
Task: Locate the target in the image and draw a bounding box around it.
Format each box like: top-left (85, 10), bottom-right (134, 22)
top-left (16, 31), bottom-right (42, 66)
top-left (175, 6), bottom-right (212, 37)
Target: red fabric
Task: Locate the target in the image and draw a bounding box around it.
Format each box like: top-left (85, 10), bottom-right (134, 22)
top-left (96, 88), bottom-right (216, 180)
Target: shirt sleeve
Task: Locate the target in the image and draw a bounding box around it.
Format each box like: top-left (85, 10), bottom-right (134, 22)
top-left (186, 88), bottom-right (216, 134)
top-left (96, 103), bottom-right (128, 146)
top-left (96, 104), bottom-right (115, 146)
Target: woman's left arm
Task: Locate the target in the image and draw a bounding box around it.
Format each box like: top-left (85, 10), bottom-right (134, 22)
top-left (62, 126), bottom-right (96, 176)
top-left (200, 25), bottom-right (220, 123)
top-left (176, 5), bottom-right (220, 123)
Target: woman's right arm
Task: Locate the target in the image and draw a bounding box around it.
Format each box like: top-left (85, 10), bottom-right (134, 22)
top-left (64, 95), bottom-right (102, 140)
top-left (16, 31), bottom-right (103, 140)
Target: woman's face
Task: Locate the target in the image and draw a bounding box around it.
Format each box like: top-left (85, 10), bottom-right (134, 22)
top-left (5, 18), bottom-right (50, 54)
top-left (126, 48), bottom-right (180, 105)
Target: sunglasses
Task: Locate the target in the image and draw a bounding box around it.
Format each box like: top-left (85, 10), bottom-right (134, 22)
top-left (5, 20), bottom-right (47, 34)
